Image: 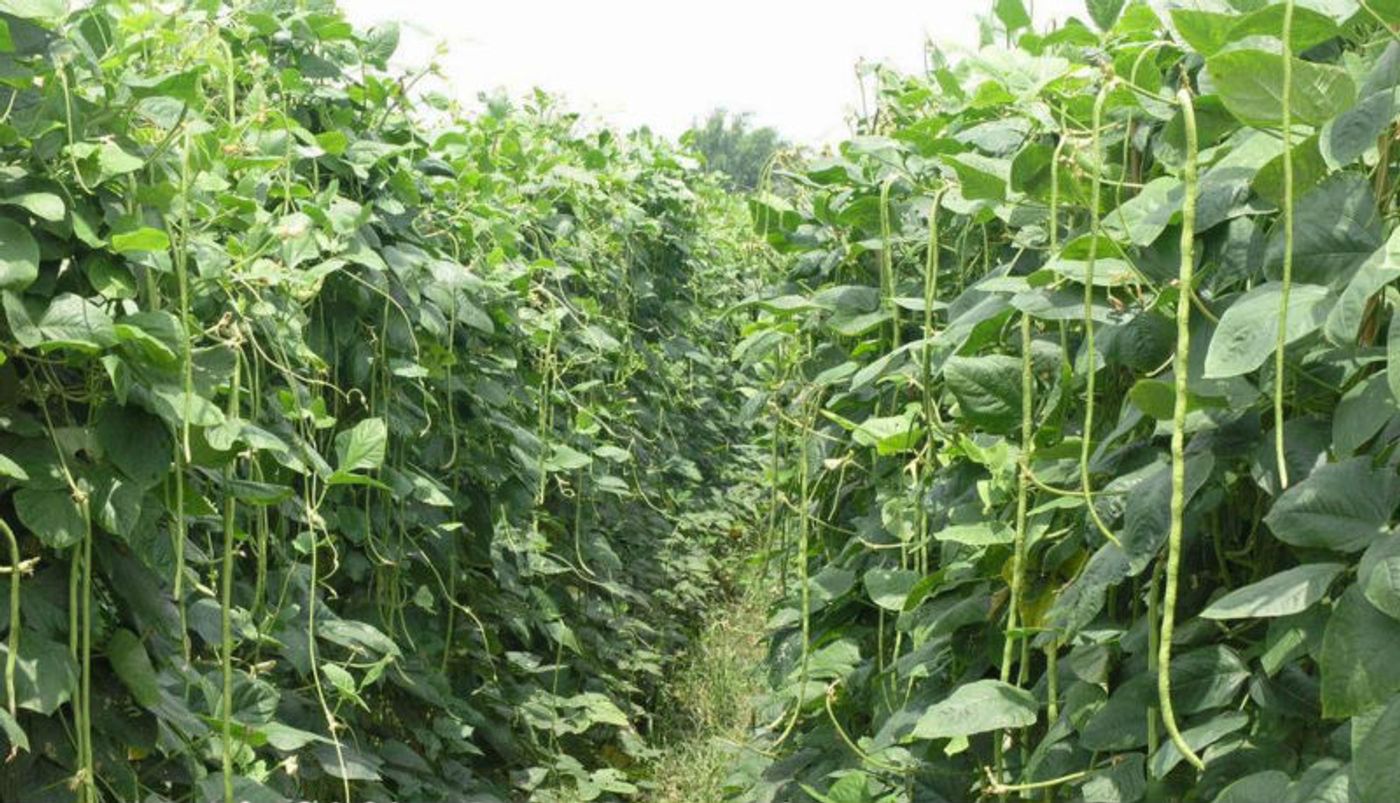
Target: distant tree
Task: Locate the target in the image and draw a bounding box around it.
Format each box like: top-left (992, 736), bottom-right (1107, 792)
top-left (684, 109), bottom-right (786, 191)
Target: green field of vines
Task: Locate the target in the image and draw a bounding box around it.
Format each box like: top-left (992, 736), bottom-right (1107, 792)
top-left (0, 1), bottom-right (763, 800)
top-left (734, 0), bottom-right (1400, 800)
top-left (7, 0), bottom-right (1400, 800)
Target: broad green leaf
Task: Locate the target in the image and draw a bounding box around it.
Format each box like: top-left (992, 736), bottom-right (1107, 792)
top-left (334, 417), bottom-right (387, 474)
top-left (1121, 455), bottom-right (1215, 576)
top-left (1013, 286), bottom-right (1115, 322)
top-left (111, 227), bottom-right (171, 253)
top-left (85, 256), bottom-right (138, 301)
top-left (851, 413), bottom-right (922, 455)
top-left (1363, 555), bottom-right (1400, 620)
top-left (733, 327), bottom-right (787, 368)
top-left (813, 285), bottom-right (881, 313)
top-left (801, 773), bottom-right (874, 803)
top-left (226, 478), bottom-right (294, 505)
top-left (1355, 693), bottom-right (1400, 802)
top-left (96, 142), bottom-right (144, 179)
top-left (793, 639), bottom-right (860, 683)
top-left (1253, 134), bottom-right (1327, 206)
top-left (0, 0), bottom-right (64, 19)
top-left (1195, 130), bottom-right (1284, 231)
top-left (1201, 563), bottom-right (1345, 620)
top-left (1080, 673), bottom-right (1154, 750)
top-left (809, 566), bottom-right (857, 610)
top-left (909, 679), bottom-right (1037, 740)
top-left (994, 0), bottom-right (1030, 31)
top-left (829, 309), bottom-right (890, 338)
top-left (944, 355), bottom-right (1022, 433)
top-left (944, 152), bottom-right (1009, 201)
top-left (317, 618), bottom-right (401, 658)
top-left (144, 386), bottom-right (225, 429)
top-left (749, 192), bottom-right (801, 238)
top-left (934, 521), bottom-right (1014, 546)
top-left (1326, 229), bottom-right (1400, 344)
top-left (14, 487), bottom-right (85, 549)
top-left (125, 69), bottom-right (203, 105)
top-left (1324, 87), bottom-right (1395, 169)
top-left (1102, 311), bottom-right (1174, 374)
top-left (593, 444), bottom-right (631, 463)
top-left (1149, 712), bottom-right (1248, 778)
top-left (1046, 543), bottom-right (1130, 639)
top-left (0, 217), bottom-right (39, 290)
top-left (1206, 47), bottom-right (1356, 127)
top-left (1171, 9), bottom-right (1236, 57)
top-left (321, 663), bottom-right (361, 706)
top-left (575, 691), bottom-right (629, 728)
top-left (1079, 752), bottom-right (1145, 803)
top-left (0, 454), bottom-right (28, 481)
top-left (197, 775), bottom-right (290, 803)
top-left (1010, 142), bottom-right (1054, 201)
top-left (1323, 43), bottom-right (1400, 167)
top-left (363, 22), bottom-right (400, 64)
top-left (1214, 771), bottom-right (1292, 803)
top-left (1359, 534), bottom-right (1400, 603)
top-left (259, 722), bottom-right (329, 751)
top-left (96, 404), bottom-right (172, 488)
top-left (544, 443), bottom-right (593, 472)
top-left (1103, 176), bottom-right (1179, 246)
top-left (324, 471), bottom-right (391, 490)
top-left (1251, 416), bottom-right (1332, 497)
top-left (864, 568), bottom-right (918, 611)
top-left (113, 310), bottom-right (183, 367)
top-left (1367, 0), bottom-right (1400, 25)
top-left (1127, 378), bottom-right (1223, 421)
top-left (1283, 760), bottom-right (1353, 803)
top-left (316, 130), bottom-right (349, 156)
top-left (1264, 173), bottom-right (1382, 287)
top-left (106, 628), bottom-right (160, 708)
top-left (0, 636), bottom-right (78, 715)
top-left (1202, 283), bottom-right (1331, 378)
top-left (0, 709), bottom-right (26, 753)
top-left (4, 292), bottom-right (117, 353)
top-left (314, 742), bottom-right (382, 781)
top-left (91, 469), bottom-right (141, 538)
top-left (1264, 458), bottom-right (1400, 553)
top-left (1086, 0), bottom-right (1125, 31)
top-left (1233, 6), bottom-right (1339, 52)
top-left (1320, 585), bottom-right (1400, 717)
top-left (3, 191), bottom-right (64, 222)
top-left (1332, 373), bottom-right (1398, 456)
top-left (1388, 306), bottom-right (1400, 404)
top-left (1262, 612), bottom-right (1327, 679)
top-left (1171, 645), bottom-right (1250, 714)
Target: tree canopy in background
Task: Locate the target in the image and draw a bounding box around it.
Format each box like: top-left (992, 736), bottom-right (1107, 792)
top-left (684, 109), bottom-right (788, 191)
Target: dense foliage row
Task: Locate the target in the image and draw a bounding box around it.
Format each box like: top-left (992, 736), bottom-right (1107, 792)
top-left (736, 0), bottom-right (1400, 800)
top-left (0, 1), bottom-right (764, 800)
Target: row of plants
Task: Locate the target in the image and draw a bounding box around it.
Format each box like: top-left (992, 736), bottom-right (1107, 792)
top-left (736, 0), bottom-right (1400, 801)
top-left (0, 1), bottom-right (766, 801)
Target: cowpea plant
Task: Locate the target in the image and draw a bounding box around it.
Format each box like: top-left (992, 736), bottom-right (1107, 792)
top-left (735, 0), bottom-right (1400, 801)
top-left (0, 1), bottom-right (765, 802)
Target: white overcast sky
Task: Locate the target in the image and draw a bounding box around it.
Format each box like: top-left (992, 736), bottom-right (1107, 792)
top-left (337, 0), bottom-right (1085, 144)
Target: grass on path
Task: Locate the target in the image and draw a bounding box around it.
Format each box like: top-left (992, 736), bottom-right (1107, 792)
top-left (644, 559), bottom-right (773, 802)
